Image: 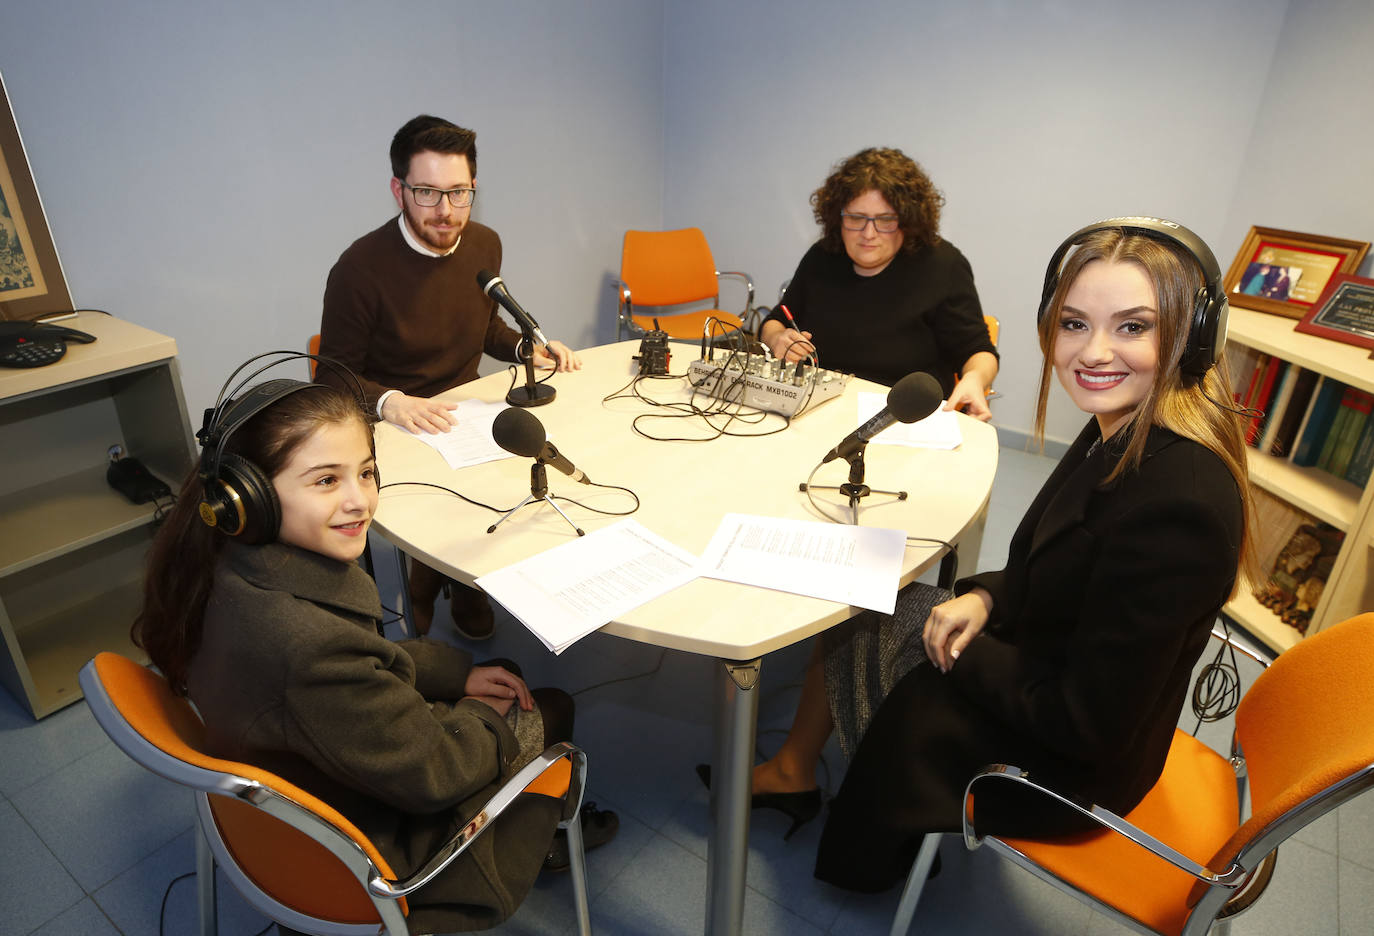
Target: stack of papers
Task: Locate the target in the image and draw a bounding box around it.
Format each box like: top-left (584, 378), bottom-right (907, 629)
top-left (476, 521), bottom-right (698, 653)
top-left (408, 399), bottom-right (514, 469)
top-left (476, 515), bottom-right (908, 653)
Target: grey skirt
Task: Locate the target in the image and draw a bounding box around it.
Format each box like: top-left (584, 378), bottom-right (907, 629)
top-left (823, 580), bottom-right (950, 758)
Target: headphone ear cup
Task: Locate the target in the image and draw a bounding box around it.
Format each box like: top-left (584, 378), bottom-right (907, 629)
top-left (198, 453), bottom-right (280, 544)
top-left (1180, 287), bottom-right (1221, 381)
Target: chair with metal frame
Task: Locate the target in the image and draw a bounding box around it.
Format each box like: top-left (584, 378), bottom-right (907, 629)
top-left (79, 651), bottom-right (592, 936)
top-left (889, 612), bottom-right (1374, 936)
top-left (615, 227), bottom-right (755, 341)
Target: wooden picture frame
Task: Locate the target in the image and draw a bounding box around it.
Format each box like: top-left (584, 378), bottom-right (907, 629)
top-left (0, 70), bottom-right (73, 322)
top-left (1222, 226), bottom-right (1369, 320)
top-left (1295, 273), bottom-right (1374, 352)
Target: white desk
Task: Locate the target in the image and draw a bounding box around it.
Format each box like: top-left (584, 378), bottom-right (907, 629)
top-left (370, 341), bottom-right (997, 934)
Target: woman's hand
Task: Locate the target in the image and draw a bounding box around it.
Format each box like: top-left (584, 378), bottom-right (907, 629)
top-left (464, 666), bottom-right (534, 711)
top-left (923, 588), bottom-right (993, 672)
top-left (760, 319), bottom-right (815, 363)
top-left (944, 372), bottom-right (991, 421)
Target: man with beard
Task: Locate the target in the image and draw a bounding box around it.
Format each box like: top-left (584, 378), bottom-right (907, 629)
top-left (319, 115), bottom-right (581, 639)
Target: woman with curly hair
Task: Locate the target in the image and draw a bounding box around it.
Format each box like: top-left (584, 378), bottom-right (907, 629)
top-left (759, 147), bottom-right (999, 418)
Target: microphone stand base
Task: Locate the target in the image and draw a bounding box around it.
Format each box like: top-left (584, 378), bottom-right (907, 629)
top-left (486, 461), bottom-right (585, 536)
top-left (801, 482), bottom-right (908, 524)
top-left (506, 383), bottom-right (556, 407)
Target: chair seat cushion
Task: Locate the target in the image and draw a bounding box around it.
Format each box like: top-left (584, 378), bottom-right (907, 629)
top-left (996, 730), bottom-right (1238, 936)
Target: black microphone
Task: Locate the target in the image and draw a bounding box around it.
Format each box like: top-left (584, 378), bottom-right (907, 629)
top-left (823, 372), bottom-right (944, 463)
top-left (491, 407), bottom-right (592, 484)
top-left (476, 269), bottom-right (550, 347)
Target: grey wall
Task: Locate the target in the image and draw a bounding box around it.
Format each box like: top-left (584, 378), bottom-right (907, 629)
top-left (1219, 0), bottom-right (1374, 271)
top-left (662, 0), bottom-right (1291, 444)
top-left (2, 0), bottom-right (1370, 445)
top-left (0, 0), bottom-right (666, 417)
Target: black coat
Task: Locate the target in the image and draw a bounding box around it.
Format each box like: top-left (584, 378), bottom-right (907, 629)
top-left (815, 420), bottom-right (1244, 892)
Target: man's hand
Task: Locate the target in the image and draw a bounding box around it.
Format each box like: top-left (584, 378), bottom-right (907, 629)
top-left (532, 340), bottom-right (583, 372)
top-left (380, 392), bottom-right (459, 434)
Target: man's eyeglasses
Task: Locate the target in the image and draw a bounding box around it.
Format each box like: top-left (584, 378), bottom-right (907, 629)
top-left (401, 182), bottom-right (476, 208)
top-left (840, 211), bottom-right (900, 234)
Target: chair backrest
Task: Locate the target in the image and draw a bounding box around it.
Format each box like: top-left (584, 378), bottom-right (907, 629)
top-left (79, 652), bottom-right (406, 925)
top-left (1205, 613), bottom-right (1374, 878)
top-left (983, 314), bottom-right (1000, 347)
top-left (621, 228), bottom-right (720, 306)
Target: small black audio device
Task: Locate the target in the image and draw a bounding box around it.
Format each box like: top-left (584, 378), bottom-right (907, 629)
top-left (0, 321), bottom-right (96, 368)
top-left (634, 324), bottom-right (671, 375)
top-left (107, 456), bottom-right (172, 504)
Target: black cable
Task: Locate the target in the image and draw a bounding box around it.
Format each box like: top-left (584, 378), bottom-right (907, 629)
top-left (158, 871), bottom-right (195, 936)
top-left (1192, 618), bottom-right (1243, 734)
top-left (551, 479), bottom-right (641, 516)
top-left (378, 480), bottom-right (511, 514)
top-left (569, 649), bottom-right (666, 696)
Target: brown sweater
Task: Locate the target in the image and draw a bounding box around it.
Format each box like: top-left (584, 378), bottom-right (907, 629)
top-left (318, 218), bottom-right (523, 409)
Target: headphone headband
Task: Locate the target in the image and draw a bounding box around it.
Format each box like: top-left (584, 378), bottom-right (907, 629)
top-left (196, 351), bottom-right (368, 542)
top-left (1038, 217), bottom-right (1228, 380)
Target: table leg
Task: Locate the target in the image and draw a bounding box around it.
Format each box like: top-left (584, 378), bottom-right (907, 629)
top-left (706, 657), bottom-right (761, 936)
top-left (393, 543), bottom-right (416, 638)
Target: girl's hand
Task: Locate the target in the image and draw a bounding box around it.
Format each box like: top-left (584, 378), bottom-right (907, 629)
top-left (464, 666), bottom-right (533, 711)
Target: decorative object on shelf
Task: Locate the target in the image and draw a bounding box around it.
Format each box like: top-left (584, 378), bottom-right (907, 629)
top-left (1222, 226), bottom-right (1369, 320)
top-left (1253, 521), bottom-right (1345, 634)
top-left (1295, 273), bottom-right (1374, 353)
top-left (0, 70), bottom-right (73, 323)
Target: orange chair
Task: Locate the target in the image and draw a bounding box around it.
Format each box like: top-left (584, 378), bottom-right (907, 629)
top-left (307, 333), bottom-right (321, 379)
top-left (954, 314), bottom-right (1000, 400)
top-left (615, 228), bottom-right (755, 341)
top-left (890, 613), bottom-right (1374, 936)
top-left (79, 652), bottom-right (592, 936)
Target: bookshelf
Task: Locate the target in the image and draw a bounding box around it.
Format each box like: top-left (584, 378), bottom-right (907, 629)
top-left (0, 313), bottom-right (195, 717)
top-left (1224, 305), bottom-right (1374, 654)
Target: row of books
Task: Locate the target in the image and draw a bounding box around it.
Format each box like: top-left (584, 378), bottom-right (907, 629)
top-left (1227, 346), bottom-right (1374, 486)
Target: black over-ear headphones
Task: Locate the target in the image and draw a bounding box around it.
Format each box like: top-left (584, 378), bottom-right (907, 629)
top-left (1038, 217), bottom-right (1229, 381)
top-left (196, 351), bottom-right (367, 544)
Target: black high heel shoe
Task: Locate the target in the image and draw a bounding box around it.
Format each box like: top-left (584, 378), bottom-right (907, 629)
top-left (695, 764), bottom-right (822, 840)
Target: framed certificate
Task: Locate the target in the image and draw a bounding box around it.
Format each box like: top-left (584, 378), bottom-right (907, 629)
top-left (0, 70), bottom-right (73, 322)
top-left (1295, 274), bottom-right (1374, 352)
top-left (1222, 226), bottom-right (1369, 321)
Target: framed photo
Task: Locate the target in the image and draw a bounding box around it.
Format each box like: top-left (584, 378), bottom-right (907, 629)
top-left (1295, 274), bottom-right (1374, 352)
top-left (1222, 226), bottom-right (1370, 320)
top-left (0, 70), bottom-right (73, 322)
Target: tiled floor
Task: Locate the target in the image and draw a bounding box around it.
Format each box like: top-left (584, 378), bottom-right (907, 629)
top-left (2, 442), bottom-right (1370, 935)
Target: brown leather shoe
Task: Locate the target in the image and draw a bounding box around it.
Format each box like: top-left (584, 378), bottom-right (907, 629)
top-left (407, 559), bottom-right (445, 636)
top-left (449, 580), bottom-right (496, 641)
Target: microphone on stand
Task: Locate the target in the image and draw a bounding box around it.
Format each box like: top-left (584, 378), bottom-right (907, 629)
top-left (477, 269), bottom-right (557, 407)
top-left (477, 270), bottom-right (550, 347)
top-left (492, 407), bottom-right (592, 484)
top-left (822, 372), bottom-right (944, 463)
